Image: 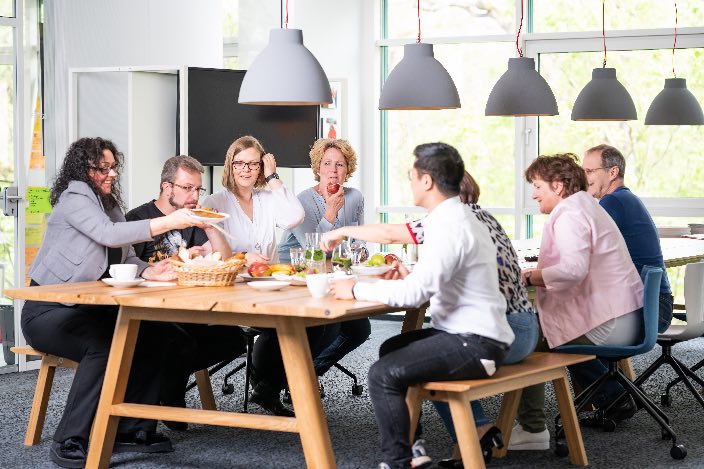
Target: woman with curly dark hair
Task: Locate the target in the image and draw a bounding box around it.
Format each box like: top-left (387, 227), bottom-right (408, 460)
top-left (21, 137), bottom-right (204, 468)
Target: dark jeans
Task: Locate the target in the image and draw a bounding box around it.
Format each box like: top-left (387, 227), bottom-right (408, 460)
top-left (368, 328), bottom-right (507, 469)
top-left (21, 300), bottom-right (170, 444)
top-left (160, 323), bottom-right (246, 406)
top-left (313, 318), bottom-right (371, 376)
top-left (250, 326), bottom-right (325, 397)
top-left (658, 292), bottom-right (674, 334)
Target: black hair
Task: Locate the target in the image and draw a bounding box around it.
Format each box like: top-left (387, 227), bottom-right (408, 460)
top-left (50, 137), bottom-right (124, 210)
top-left (412, 142), bottom-right (465, 196)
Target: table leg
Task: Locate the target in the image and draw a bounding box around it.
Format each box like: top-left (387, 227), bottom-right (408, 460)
top-left (402, 306), bottom-right (426, 333)
top-left (276, 317), bottom-right (336, 469)
top-left (195, 369), bottom-right (217, 411)
top-left (85, 308), bottom-right (141, 469)
top-left (448, 392), bottom-right (485, 469)
top-left (553, 371), bottom-right (588, 466)
top-left (493, 389), bottom-right (522, 458)
top-left (405, 386), bottom-right (422, 442)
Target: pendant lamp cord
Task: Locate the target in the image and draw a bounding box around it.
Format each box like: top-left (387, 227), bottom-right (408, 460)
top-left (672, 0), bottom-right (678, 78)
top-left (284, 0), bottom-right (289, 29)
top-left (515, 0), bottom-right (524, 57)
top-left (416, 0), bottom-right (421, 43)
top-left (601, 0), bottom-right (607, 67)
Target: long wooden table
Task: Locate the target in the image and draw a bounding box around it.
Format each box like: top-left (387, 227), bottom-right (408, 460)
top-left (6, 281), bottom-right (425, 469)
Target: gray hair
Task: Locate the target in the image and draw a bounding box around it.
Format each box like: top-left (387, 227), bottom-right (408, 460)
top-left (587, 144), bottom-right (626, 180)
top-left (160, 155), bottom-right (204, 191)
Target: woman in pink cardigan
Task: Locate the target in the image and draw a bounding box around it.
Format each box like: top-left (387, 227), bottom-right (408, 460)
top-left (508, 153), bottom-right (644, 451)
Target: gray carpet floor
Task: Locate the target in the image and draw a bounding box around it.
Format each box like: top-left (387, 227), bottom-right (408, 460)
top-left (2, 318), bottom-right (704, 468)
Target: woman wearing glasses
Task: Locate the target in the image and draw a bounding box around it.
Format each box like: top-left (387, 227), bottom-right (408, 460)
top-left (21, 137), bottom-right (205, 468)
top-left (201, 135), bottom-right (304, 265)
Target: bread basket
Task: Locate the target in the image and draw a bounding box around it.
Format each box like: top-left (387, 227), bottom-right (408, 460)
top-left (168, 258), bottom-right (246, 287)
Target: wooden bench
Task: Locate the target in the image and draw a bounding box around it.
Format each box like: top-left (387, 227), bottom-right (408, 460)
top-left (406, 352), bottom-right (595, 469)
top-left (11, 345), bottom-right (216, 446)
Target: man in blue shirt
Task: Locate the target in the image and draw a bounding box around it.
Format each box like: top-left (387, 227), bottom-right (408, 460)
top-left (573, 144), bottom-right (674, 425)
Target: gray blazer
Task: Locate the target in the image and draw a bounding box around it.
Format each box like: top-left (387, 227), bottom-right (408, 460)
top-left (29, 181), bottom-right (153, 286)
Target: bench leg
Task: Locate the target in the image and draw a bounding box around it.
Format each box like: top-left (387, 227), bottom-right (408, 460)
top-left (405, 386), bottom-right (422, 442)
top-left (194, 369), bottom-right (216, 411)
top-left (553, 371), bottom-right (588, 466)
top-left (448, 391), bottom-right (485, 469)
top-left (493, 389), bottom-right (522, 458)
top-left (402, 306), bottom-right (426, 333)
top-left (25, 361), bottom-right (56, 446)
top-left (619, 358), bottom-right (636, 381)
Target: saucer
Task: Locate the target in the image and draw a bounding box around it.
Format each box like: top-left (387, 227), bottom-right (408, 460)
top-left (102, 277), bottom-right (145, 288)
top-left (246, 280), bottom-right (290, 291)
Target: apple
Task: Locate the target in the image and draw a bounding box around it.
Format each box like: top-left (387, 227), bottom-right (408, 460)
top-left (327, 182), bottom-right (341, 194)
top-left (248, 262), bottom-right (272, 277)
top-left (384, 253), bottom-right (399, 265)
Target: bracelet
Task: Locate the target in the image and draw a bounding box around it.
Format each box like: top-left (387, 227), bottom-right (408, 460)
top-left (525, 272), bottom-right (533, 286)
top-left (351, 284), bottom-right (357, 300)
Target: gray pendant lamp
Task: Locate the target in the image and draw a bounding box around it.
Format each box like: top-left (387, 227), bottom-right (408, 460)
top-left (378, 1), bottom-right (459, 110)
top-left (379, 43), bottom-right (460, 110)
top-left (485, 1), bottom-right (557, 116)
top-left (238, 3), bottom-right (331, 106)
top-left (645, 3), bottom-right (704, 125)
top-left (571, 1), bottom-right (637, 121)
top-left (645, 78), bottom-right (704, 125)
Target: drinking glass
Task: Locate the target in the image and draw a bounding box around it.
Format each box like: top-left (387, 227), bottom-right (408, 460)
top-left (290, 247), bottom-right (306, 272)
top-left (350, 241), bottom-right (364, 266)
top-left (331, 239), bottom-right (352, 274)
top-left (304, 232), bottom-right (326, 274)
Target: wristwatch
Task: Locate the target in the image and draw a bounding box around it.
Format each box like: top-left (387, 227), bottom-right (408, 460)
top-left (265, 172), bottom-right (280, 183)
top-left (524, 270), bottom-right (533, 286)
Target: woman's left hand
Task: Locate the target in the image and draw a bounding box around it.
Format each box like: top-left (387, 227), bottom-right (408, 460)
top-left (329, 278), bottom-right (356, 300)
top-left (262, 153), bottom-right (277, 178)
top-left (142, 259), bottom-right (177, 281)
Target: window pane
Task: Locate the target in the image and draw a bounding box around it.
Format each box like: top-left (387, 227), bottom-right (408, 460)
top-left (386, 0), bottom-right (514, 39)
top-left (533, 0), bottom-right (704, 32)
top-left (386, 42), bottom-right (515, 208)
top-left (538, 48), bottom-right (704, 198)
top-left (0, 0), bottom-right (13, 18)
top-left (223, 0), bottom-right (240, 38)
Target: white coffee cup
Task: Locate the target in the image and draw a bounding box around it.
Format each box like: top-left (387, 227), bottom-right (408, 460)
top-left (109, 264), bottom-right (138, 281)
top-left (306, 273), bottom-right (331, 298)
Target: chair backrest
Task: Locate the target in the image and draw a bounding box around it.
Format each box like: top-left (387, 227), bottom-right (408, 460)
top-left (684, 262), bottom-right (704, 325)
top-left (640, 266), bottom-right (664, 353)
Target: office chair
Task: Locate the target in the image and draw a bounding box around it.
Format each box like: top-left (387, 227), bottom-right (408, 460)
top-left (553, 267), bottom-right (687, 460)
top-left (631, 262), bottom-right (704, 409)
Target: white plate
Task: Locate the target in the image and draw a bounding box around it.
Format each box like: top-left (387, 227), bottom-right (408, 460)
top-left (246, 280), bottom-right (290, 291)
top-left (102, 277), bottom-right (145, 288)
top-left (189, 209), bottom-right (230, 223)
top-left (239, 273), bottom-right (276, 282)
top-left (272, 273), bottom-right (307, 286)
top-left (351, 264), bottom-right (392, 276)
top-left (139, 281), bottom-right (177, 287)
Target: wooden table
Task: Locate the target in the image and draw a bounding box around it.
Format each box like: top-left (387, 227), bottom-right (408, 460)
top-left (7, 281), bottom-right (425, 469)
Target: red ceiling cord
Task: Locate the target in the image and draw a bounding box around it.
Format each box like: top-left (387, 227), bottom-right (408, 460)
top-left (515, 0), bottom-right (524, 57)
top-left (416, 0), bottom-right (421, 43)
top-left (602, 0), bottom-right (607, 67)
top-left (284, 0), bottom-right (289, 29)
top-left (672, 0), bottom-right (679, 77)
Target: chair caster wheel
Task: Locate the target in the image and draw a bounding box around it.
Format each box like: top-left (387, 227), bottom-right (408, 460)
top-left (222, 383), bottom-right (234, 395)
top-left (555, 442), bottom-right (569, 457)
top-left (662, 429), bottom-right (672, 440)
top-left (660, 394), bottom-right (672, 407)
top-left (602, 419), bottom-right (616, 432)
top-left (351, 384), bottom-right (364, 396)
top-left (670, 444), bottom-right (687, 460)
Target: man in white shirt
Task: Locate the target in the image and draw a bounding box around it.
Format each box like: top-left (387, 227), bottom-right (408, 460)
top-left (330, 142), bottom-right (514, 469)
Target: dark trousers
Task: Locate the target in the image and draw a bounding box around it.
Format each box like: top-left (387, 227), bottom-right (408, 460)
top-left (313, 318), bottom-right (371, 376)
top-left (250, 326), bottom-right (325, 396)
top-left (21, 300), bottom-right (169, 444)
top-left (160, 323), bottom-right (247, 406)
top-left (368, 328), bottom-right (507, 469)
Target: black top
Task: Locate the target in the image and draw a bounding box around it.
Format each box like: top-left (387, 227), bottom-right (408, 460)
top-left (125, 200), bottom-right (209, 263)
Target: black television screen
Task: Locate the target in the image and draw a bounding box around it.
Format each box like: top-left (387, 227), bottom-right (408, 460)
top-left (186, 67), bottom-right (320, 167)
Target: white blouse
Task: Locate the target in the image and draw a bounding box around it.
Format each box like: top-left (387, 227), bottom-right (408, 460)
top-left (202, 187), bottom-right (305, 263)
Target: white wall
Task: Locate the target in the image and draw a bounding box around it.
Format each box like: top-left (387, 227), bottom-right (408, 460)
top-left (44, 0), bottom-right (223, 173)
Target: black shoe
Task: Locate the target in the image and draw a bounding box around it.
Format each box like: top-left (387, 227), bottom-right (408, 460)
top-left (160, 397), bottom-right (189, 432)
top-left (114, 430), bottom-right (174, 453)
top-left (605, 395), bottom-right (638, 422)
top-left (282, 381), bottom-right (324, 405)
top-left (437, 458), bottom-right (462, 469)
top-left (250, 390), bottom-right (295, 417)
top-left (50, 438), bottom-right (86, 469)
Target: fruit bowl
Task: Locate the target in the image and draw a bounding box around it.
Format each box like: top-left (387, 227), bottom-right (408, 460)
top-left (351, 264), bottom-right (392, 276)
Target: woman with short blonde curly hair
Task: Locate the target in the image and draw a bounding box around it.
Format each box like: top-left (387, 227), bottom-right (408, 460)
top-left (278, 137), bottom-right (369, 378)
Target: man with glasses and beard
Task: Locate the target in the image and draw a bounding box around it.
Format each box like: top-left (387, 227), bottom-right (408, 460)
top-left (126, 155), bottom-right (246, 430)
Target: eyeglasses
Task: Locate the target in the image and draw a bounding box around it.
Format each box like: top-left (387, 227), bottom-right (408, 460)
top-left (90, 164), bottom-right (119, 175)
top-left (232, 160), bottom-right (261, 171)
top-left (322, 161), bottom-right (347, 169)
top-left (583, 166), bottom-right (615, 175)
top-left (170, 182), bottom-right (206, 195)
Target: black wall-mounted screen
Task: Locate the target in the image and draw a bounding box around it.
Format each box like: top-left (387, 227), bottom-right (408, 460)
top-left (187, 67), bottom-right (320, 167)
